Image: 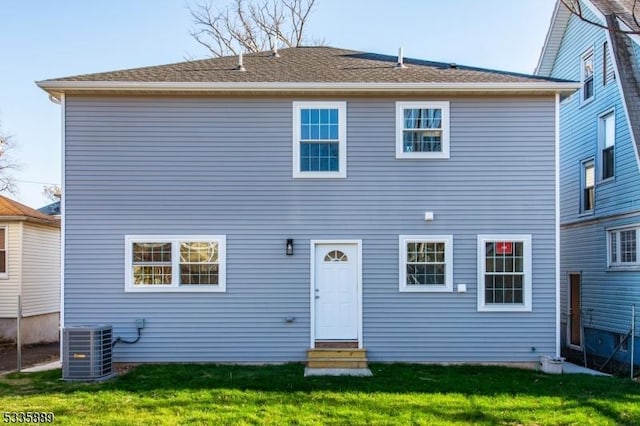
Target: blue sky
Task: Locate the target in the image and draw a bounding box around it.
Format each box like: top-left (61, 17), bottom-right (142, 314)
top-left (1, 0), bottom-right (556, 208)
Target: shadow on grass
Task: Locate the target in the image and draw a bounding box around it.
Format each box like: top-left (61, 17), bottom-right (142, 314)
top-left (2, 363), bottom-right (639, 425)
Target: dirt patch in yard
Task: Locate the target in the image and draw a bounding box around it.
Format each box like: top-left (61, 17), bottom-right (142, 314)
top-left (0, 342), bottom-right (59, 374)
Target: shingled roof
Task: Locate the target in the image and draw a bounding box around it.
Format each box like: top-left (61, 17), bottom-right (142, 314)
top-left (38, 46), bottom-right (578, 98)
top-left (0, 195), bottom-right (60, 227)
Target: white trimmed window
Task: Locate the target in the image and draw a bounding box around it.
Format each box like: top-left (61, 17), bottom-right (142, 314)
top-left (125, 236), bottom-right (226, 292)
top-left (600, 111), bottom-right (615, 180)
top-left (581, 49), bottom-right (594, 103)
top-left (292, 101), bottom-right (347, 178)
top-left (608, 226), bottom-right (639, 268)
top-left (477, 235), bottom-right (532, 312)
top-left (396, 102), bottom-right (450, 159)
top-left (581, 159), bottom-right (595, 213)
top-left (399, 235), bottom-right (453, 292)
top-left (0, 227), bottom-right (7, 278)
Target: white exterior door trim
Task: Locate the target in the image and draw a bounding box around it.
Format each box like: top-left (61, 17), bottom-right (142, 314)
top-left (310, 239), bottom-right (363, 349)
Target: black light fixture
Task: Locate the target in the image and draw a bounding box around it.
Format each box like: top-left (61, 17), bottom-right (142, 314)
top-left (286, 239), bottom-right (294, 256)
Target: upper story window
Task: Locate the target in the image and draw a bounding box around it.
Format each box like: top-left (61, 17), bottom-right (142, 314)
top-left (581, 49), bottom-right (594, 103)
top-left (608, 226), bottom-right (639, 268)
top-left (292, 102), bottom-right (346, 178)
top-left (396, 101), bottom-right (450, 159)
top-left (125, 235), bottom-right (226, 292)
top-left (581, 159), bottom-right (595, 213)
top-left (399, 235), bottom-right (453, 292)
top-left (0, 227), bottom-right (6, 278)
top-left (477, 235), bottom-right (532, 312)
top-left (600, 111), bottom-right (615, 180)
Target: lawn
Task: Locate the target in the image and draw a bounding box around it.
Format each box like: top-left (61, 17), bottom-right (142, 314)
top-left (0, 364), bottom-right (638, 425)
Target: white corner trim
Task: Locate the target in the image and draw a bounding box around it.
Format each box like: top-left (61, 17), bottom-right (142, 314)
top-left (292, 101), bottom-right (347, 179)
top-left (477, 234), bottom-right (533, 313)
top-left (398, 235), bottom-right (453, 292)
top-left (395, 101), bottom-right (450, 160)
top-left (60, 93), bottom-right (66, 356)
top-left (555, 93), bottom-right (561, 356)
top-left (124, 235), bottom-right (227, 293)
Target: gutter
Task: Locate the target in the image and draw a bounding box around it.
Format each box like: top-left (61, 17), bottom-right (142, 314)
top-left (37, 80), bottom-right (581, 100)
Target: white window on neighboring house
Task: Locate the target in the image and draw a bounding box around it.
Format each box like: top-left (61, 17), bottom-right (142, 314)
top-left (581, 49), bottom-right (594, 103)
top-left (581, 160), bottom-right (595, 213)
top-left (396, 101), bottom-right (450, 159)
top-left (608, 226), bottom-right (639, 268)
top-left (125, 236), bottom-right (226, 292)
top-left (399, 235), bottom-right (453, 292)
top-left (292, 102), bottom-right (347, 178)
top-left (477, 235), bottom-right (532, 312)
top-left (0, 227), bottom-right (6, 278)
top-left (600, 111), bottom-right (615, 180)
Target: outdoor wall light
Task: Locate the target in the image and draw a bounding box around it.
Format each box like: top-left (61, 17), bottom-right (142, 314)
top-left (286, 239), bottom-right (294, 256)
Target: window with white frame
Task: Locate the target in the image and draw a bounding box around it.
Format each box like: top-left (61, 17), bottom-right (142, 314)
top-left (477, 235), bottom-right (532, 312)
top-left (399, 235), bottom-right (453, 292)
top-left (581, 159), bottom-right (595, 213)
top-left (0, 227), bottom-right (6, 278)
top-left (600, 112), bottom-right (615, 180)
top-left (292, 102), bottom-right (346, 178)
top-left (608, 226), bottom-right (639, 268)
top-left (581, 49), bottom-right (594, 103)
top-left (125, 236), bottom-right (226, 292)
top-left (396, 101), bottom-right (450, 159)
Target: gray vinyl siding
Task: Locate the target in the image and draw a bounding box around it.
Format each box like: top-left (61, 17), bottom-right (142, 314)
top-left (21, 224), bottom-right (60, 317)
top-left (64, 95), bottom-right (557, 363)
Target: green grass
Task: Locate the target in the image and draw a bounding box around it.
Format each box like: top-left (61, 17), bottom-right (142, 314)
top-left (0, 363), bottom-right (638, 425)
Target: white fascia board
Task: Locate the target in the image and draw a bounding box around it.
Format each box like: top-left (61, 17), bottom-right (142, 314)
top-left (37, 80), bottom-right (581, 97)
top-left (536, 0), bottom-right (565, 76)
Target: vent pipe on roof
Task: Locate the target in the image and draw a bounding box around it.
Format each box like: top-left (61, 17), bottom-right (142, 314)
top-left (237, 52), bottom-right (246, 71)
top-left (396, 47), bottom-right (406, 69)
top-left (449, 63), bottom-right (457, 69)
top-left (271, 36), bottom-right (280, 57)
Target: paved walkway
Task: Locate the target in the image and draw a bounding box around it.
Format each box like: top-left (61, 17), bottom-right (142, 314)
top-left (562, 361), bottom-right (610, 376)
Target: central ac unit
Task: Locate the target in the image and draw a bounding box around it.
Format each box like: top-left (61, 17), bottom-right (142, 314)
top-left (63, 324), bottom-right (115, 381)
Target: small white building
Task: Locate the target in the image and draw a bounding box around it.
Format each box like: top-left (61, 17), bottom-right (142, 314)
top-left (0, 196), bottom-right (60, 344)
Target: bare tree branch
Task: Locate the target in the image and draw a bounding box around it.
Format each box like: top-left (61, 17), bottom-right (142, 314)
top-left (0, 123), bottom-right (20, 195)
top-left (189, 0), bottom-right (319, 57)
top-left (561, 0), bottom-right (640, 34)
top-left (42, 184), bottom-right (62, 201)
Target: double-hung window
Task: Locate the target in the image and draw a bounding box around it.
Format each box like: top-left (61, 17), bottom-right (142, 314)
top-left (478, 235), bottom-right (532, 312)
top-left (0, 227), bottom-right (6, 278)
top-left (125, 235), bottom-right (226, 292)
top-left (399, 235), bottom-right (453, 292)
top-left (396, 102), bottom-right (450, 159)
top-left (608, 226), bottom-right (639, 268)
top-left (600, 112), bottom-right (615, 180)
top-left (581, 49), bottom-right (594, 103)
top-left (292, 102), bottom-right (346, 178)
top-left (581, 160), bottom-right (595, 213)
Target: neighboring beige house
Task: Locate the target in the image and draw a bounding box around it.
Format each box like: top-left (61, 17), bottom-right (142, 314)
top-left (0, 196), bottom-right (60, 344)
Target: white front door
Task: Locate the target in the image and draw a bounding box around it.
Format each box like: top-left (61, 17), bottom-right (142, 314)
top-left (314, 243), bottom-right (358, 341)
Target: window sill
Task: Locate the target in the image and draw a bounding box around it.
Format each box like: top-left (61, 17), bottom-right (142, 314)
top-left (599, 176), bottom-right (615, 185)
top-left (607, 265), bottom-right (640, 272)
top-left (125, 285), bottom-right (226, 293)
top-left (579, 97), bottom-right (595, 108)
top-left (478, 304), bottom-right (532, 313)
top-left (396, 152), bottom-right (450, 160)
top-left (399, 285), bottom-right (453, 293)
top-left (578, 210), bottom-right (595, 218)
top-left (293, 172), bottom-right (346, 179)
